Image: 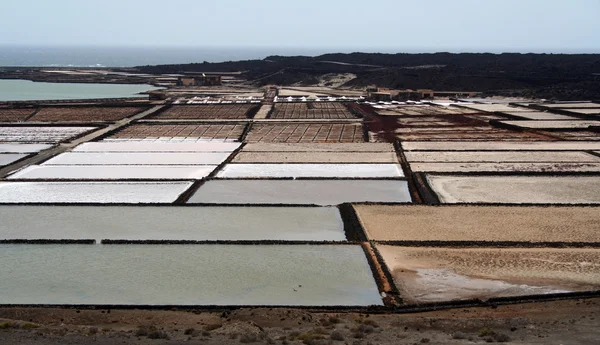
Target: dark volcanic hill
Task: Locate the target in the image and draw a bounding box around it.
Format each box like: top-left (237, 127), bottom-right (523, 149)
top-left (135, 53), bottom-right (600, 100)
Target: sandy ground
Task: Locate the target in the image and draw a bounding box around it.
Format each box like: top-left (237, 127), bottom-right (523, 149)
top-left (378, 246), bottom-right (600, 303)
top-left (232, 152), bottom-right (398, 163)
top-left (253, 104), bottom-right (272, 119)
top-left (354, 205), bottom-right (600, 243)
top-left (1, 300), bottom-right (599, 344)
top-left (501, 111), bottom-right (575, 120)
top-left (242, 143), bottom-right (394, 152)
top-left (564, 108), bottom-right (600, 115)
top-left (500, 121), bottom-right (600, 129)
top-left (411, 162), bottom-right (600, 173)
top-left (404, 151), bottom-right (599, 163)
top-left (402, 141), bottom-right (600, 151)
top-left (542, 102), bottom-right (600, 108)
top-left (426, 175), bottom-right (600, 204)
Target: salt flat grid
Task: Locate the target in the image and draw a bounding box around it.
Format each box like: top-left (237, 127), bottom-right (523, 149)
top-left (1, 99), bottom-right (600, 307)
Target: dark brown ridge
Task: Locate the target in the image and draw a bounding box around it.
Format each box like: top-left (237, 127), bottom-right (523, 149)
top-left (337, 203), bottom-right (368, 242)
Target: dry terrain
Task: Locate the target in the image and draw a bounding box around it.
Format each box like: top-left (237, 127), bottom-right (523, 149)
top-left (354, 205), bottom-right (600, 243)
top-left (1, 300), bottom-right (600, 344)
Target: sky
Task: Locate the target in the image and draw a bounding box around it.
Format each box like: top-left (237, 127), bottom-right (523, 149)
top-left (2, 0), bottom-right (600, 53)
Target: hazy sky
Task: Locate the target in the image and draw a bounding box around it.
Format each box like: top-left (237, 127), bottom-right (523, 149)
top-left (2, 0), bottom-right (599, 53)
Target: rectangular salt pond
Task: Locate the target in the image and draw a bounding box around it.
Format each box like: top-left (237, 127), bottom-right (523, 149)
top-left (0, 143), bottom-right (52, 153)
top-left (242, 143), bottom-right (395, 152)
top-left (232, 152), bottom-right (398, 163)
top-left (355, 205), bottom-right (600, 243)
top-left (8, 165), bottom-right (217, 180)
top-left (216, 164), bottom-right (404, 178)
top-left (426, 175), bottom-right (600, 204)
top-left (0, 153), bottom-right (27, 166)
top-left (411, 162), bottom-right (600, 173)
top-left (405, 151), bottom-right (599, 163)
top-left (500, 120), bottom-right (600, 129)
top-left (403, 141), bottom-right (600, 151)
top-left (0, 206), bottom-right (345, 241)
top-left (564, 108), bottom-right (600, 115)
top-left (0, 245), bottom-right (383, 306)
top-left (74, 141), bottom-right (240, 152)
top-left (0, 127), bottom-right (96, 143)
top-left (541, 102), bottom-right (600, 108)
top-left (43, 152), bottom-right (231, 165)
top-left (502, 112), bottom-right (574, 120)
top-left (0, 182), bottom-right (192, 203)
top-left (188, 180), bottom-right (411, 205)
top-left (378, 246), bottom-right (600, 304)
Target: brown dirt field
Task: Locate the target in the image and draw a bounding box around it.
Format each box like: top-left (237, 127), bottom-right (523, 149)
top-left (29, 107), bottom-right (145, 122)
top-left (396, 132), bottom-right (548, 141)
top-left (245, 123), bottom-right (364, 143)
top-left (109, 124), bottom-right (246, 141)
top-left (366, 113), bottom-right (551, 142)
top-left (542, 131), bottom-right (600, 141)
top-left (150, 104), bottom-right (255, 120)
top-left (232, 151), bottom-right (398, 163)
top-left (0, 299), bottom-right (599, 344)
top-left (355, 205), bottom-right (600, 243)
top-left (427, 175), bottom-right (600, 204)
top-left (378, 246), bottom-right (600, 303)
top-left (411, 162), bottom-right (600, 173)
top-left (270, 103), bottom-right (356, 119)
top-left (242, 143), bottom-right (394, 152)
top-left (0, 108), bottom-right (35, 122)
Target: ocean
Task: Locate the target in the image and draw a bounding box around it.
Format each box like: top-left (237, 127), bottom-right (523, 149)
top-left (0, 45), bottom-right (342, 68)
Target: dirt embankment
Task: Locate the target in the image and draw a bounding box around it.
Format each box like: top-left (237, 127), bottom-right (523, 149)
top-left (0, 299), bottom-right (599, 344)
